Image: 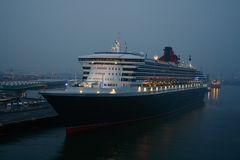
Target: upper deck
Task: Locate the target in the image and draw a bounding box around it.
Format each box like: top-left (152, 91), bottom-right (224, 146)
top-left (78, 52), bottom-right (145, 62)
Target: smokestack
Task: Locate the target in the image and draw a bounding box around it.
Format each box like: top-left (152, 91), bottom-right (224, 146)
top-left (163, 47), bottom-right (172, 62)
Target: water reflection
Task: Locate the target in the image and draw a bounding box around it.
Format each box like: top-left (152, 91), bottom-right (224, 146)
top-left (58, 102), bottom-right (205, 160)
top-left (208, 88), bottom-right (220, 100)
top-left (0, 127), bottom-right (65, 160)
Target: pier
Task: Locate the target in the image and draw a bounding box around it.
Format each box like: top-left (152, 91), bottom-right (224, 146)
top-left (0, 79), bottom-right (66, 135)
top-left (0, 81), bottom-right (45, 91)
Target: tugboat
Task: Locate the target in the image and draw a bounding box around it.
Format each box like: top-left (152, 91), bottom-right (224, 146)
top-left (211, 80), bottom-right (221, 88)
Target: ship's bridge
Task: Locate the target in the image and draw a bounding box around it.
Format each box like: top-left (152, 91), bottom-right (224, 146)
top-left (78, 52), bottom-right (145, 89)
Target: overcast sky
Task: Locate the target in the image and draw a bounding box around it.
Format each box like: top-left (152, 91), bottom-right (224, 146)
top-left (1, 0), bottom-right (240, 79)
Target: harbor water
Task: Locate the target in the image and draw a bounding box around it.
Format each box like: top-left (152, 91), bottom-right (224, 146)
top-left (0, 85), bottom-right (240, 160)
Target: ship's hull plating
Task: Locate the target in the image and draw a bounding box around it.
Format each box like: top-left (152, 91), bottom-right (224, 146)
top-left (42, 88), bottom-right (206, 129)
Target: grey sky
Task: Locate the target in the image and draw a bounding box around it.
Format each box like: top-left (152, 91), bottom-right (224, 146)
top-left (1, 0), bottom-right (240, 78)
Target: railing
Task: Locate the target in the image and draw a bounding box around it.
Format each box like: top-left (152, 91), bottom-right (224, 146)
top-left (65, 83), bottom-right (207, 95)
top-left (137, 83), bottom-right (207, 94)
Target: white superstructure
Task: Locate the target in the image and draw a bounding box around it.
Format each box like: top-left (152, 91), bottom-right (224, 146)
top-left (77, 41), bottom-right (205, 90)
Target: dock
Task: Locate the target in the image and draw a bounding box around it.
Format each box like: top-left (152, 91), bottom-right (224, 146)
top-left (0, 100), bottom-right (59, 136)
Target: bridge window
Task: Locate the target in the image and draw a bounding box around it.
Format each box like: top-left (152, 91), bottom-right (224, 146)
top-left (122, 68), bottom-right (137, 71)
top-left (83, 66), bottom-right (91, 70)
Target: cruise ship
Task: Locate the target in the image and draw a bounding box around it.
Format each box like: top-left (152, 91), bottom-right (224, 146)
top-left (41, 40), bottom-right (207, 130)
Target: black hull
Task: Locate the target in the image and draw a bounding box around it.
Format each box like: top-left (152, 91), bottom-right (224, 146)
top-left (42, 88), bottom-right (206, 128)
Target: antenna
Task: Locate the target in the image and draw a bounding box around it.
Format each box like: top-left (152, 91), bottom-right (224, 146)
top-left (125, 41), bottom-right (128, 52)
top-left (189, 55), bottom-right (192, 67)
top-left (117, 32), bottom-right (121, 41)
top-left (74, 72), bottom-right (77, 84)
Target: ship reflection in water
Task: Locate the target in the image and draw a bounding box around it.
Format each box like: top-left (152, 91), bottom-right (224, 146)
top-left (208, 88), bottom-right (220, 100)
top-left (58, 102), bottom-right (206, 160)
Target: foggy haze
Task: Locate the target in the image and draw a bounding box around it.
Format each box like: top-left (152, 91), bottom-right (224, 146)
top-left (1, 0), bottom-right (240, 79)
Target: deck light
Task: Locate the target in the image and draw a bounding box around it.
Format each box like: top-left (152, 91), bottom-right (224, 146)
top-left (138, 86), bottom-right (141, 92)
top-left (143, 87), bottom-right (147, 92)
top-left (154, 55), bottom-right (159, 60)
top-left (110, 89), bottom-right (116, 94)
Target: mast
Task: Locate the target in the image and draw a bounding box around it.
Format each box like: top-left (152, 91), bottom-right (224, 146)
top-left (189, 55), bottom-right (192, 67)
top-left (111, 40), bottom-right (121, 52)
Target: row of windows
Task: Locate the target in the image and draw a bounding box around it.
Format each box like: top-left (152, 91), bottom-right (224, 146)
top-left (109, 67), bottom-right (121, 70)
top-left (137, 68), bottom-right (199, 76)
top-left (83, 72), bottom-right (89, 74)
top-left (83, 66), bottom-right (121, 70)
top-left (83, 66), bottom-right (91, 70)
top-left (135, 71), bottom-right (198, 77)
top-left (88, 62), bottom-right (137, 65)
top-left (145, 61), bottom-right (170, 67)
top-left (108, 73), bottom-right (121, 76)
top-left (84, 72), bottom-right (137, 76)
top-left (121, 78), bottom-right (136, 82)
top-left (122, 68), bottom-right (137, 71)
top-left (139, 65), bottom-right (196, 73)
top-left (105, 78), bottom-right (120, 81)
top-left (97, 67), bottom-right (107, 70)
top-left (136, 76), bottom-right (198, 81)
top-left (122, 73), bottom-right (136, 76)
top-left (103, 83), bottom-right (118, 87)
top-left (83, 72), bottom-right (201, 78)
top-left (79, 58), bottom-right (144, 62)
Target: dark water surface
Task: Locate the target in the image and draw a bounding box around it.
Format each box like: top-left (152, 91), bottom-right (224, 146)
top-left (1, 85), bottom-right (240, 160)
